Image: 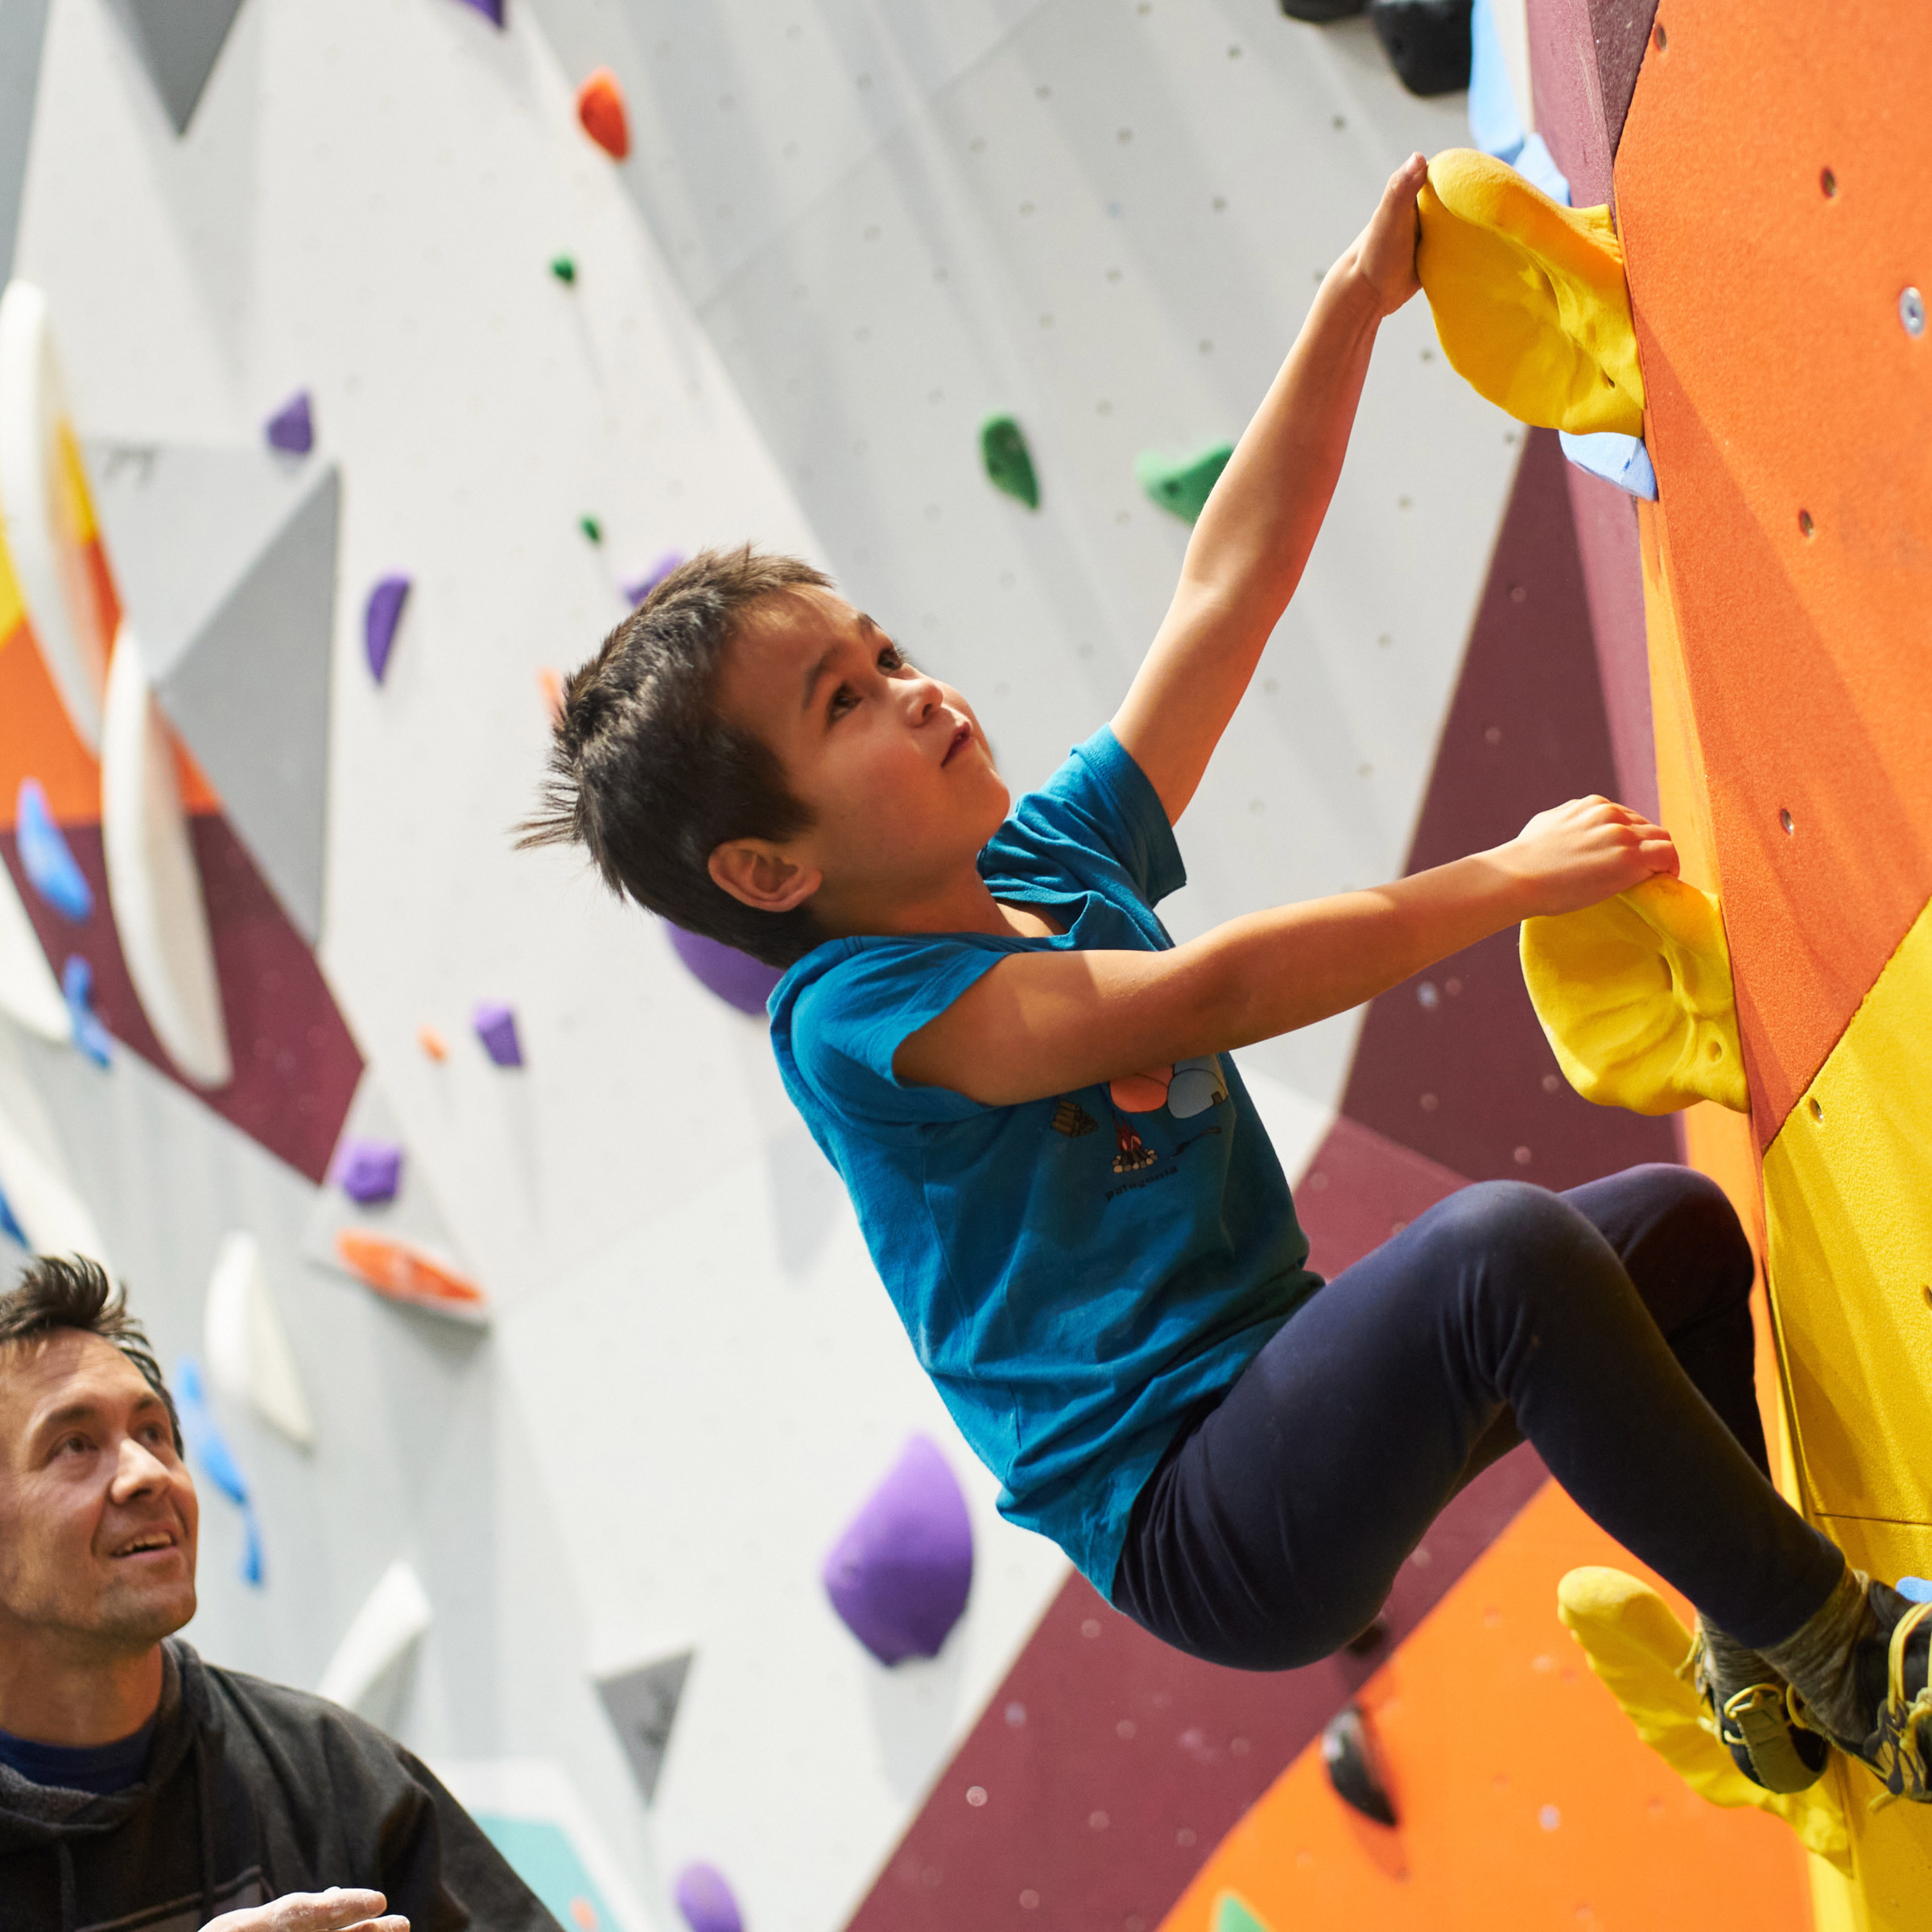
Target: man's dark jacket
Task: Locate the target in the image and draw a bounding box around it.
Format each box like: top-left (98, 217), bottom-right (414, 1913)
top-left (0, 1640), bottom-right (559, 1932)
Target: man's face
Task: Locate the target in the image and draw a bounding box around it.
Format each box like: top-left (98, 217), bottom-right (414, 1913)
top-left (0, 1331), bottom-right (199, 1658)
top-left (715, 587), bottom-right (1012, 921)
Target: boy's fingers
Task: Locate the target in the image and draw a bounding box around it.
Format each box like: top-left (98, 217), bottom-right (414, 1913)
top-left (273, 1892), bottom-right (390, 1931)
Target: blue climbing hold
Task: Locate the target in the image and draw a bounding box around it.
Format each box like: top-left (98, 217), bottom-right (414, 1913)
top-left (1560, 430), bottom-right (1658, 500)
top-left (673, 1863), bottom-right (743, 1932)
top-left (365, 576), bottom-right (411, 683)
top-left (0, 1183), bottom-right (25, 1248)
top-left (1898, 1577), bottom-right (1932, 1604)
top-left (61, 958), bottom-right (111, 1067)
top-left (822, 1434), bottom-right (973, 1666)
top-left (265, 390), bottom-right (314, 456)
top-left (17, 779), bottom-right (93, 922)
top-left (174, 1357), bottom-right (264, 1586)
top-left (472, 1001), bottom-right (522, 1067)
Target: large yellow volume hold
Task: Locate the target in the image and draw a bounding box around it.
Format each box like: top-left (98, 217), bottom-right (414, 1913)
top-left (1556, 1567), bottom-right (1850, 1870)
top-left (1416, 148), bottom-right (1645, 437)
top-left (1521, 874), bottom-right (1749, 1116)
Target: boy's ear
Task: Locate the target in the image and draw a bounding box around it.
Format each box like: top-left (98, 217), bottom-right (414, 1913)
top-left (708, 839), bottom-right (821, 916)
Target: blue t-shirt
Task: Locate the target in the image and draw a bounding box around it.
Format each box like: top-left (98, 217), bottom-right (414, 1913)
top-left (0, 1711), bottom-right (155, 1794)
top-left (770, 727), bottom-right (1321, 1591)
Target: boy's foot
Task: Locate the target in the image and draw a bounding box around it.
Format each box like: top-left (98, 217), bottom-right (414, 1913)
top-left (1686, 1626), bottom-right (1830, 1794)
top-left (1840, 1584), bottom-right (1932, 1805)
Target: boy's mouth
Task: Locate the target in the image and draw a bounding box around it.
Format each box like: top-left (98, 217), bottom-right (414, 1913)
top-left (943, 721), bottom-right (972, 766)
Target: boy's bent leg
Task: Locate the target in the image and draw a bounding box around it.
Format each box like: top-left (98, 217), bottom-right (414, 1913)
top-left (1113, 1179), bottom-right (1842, 1670)
top-left (1561, 1163), bottom-right (1769, 1476)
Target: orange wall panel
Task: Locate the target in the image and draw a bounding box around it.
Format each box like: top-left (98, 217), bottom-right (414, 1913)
top-left (1615, 2), bottom-right (1932, 1143)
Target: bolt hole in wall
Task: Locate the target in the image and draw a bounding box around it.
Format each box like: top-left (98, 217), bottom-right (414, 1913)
top-left (1780, 807), bottom-right (1795, 834)
top-left (1808, 1097), bottom-right (1824, 1122)
top-left (1821, 167), bottom-right (1839, 198)
top-left (1798, 509), bottom-right (1815, 537)
top-left (1652, 19), bottom-right (1667, 53)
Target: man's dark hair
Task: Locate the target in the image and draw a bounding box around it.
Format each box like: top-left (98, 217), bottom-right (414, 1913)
top-left (518, 546), bottom-right (836, 968)
top-left (0, 1255), bottom-right (182, 1450)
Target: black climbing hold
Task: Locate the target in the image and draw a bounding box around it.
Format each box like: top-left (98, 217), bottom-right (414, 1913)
top-left (551, 255), bottom-right (577, 284)
top-left (1278, 0), bottom-right (1368, 19)
top-left (1367, 0), bottom-right (1473, 97)
top-left (980, 415), bottom-right (1040, 510)
top-left (1321, 1705), bottom-right (1397, 1827)
top-left (1344, 1616), bottom-right (1388, 1656)
top-left (1135, 443), bottom-right (1234, 524)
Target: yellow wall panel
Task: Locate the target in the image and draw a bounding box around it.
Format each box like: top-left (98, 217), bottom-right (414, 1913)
top-left (1763, 902), bottom-right (1932, 1524)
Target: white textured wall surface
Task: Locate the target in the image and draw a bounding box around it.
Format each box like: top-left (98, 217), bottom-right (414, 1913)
top-left (5, 2), bottom-right (1514, 1926)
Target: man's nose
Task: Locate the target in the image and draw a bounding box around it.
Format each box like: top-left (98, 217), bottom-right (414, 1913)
top-left (112, 1435), bottom-right (171, 1499)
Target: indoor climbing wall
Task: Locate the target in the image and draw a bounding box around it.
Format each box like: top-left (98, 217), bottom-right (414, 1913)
top-left (0, 0), bottom-right (1852, 1929)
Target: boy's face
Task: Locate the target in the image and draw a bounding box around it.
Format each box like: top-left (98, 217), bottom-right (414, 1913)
top-left (714, 588), bottom-right (1011, 927)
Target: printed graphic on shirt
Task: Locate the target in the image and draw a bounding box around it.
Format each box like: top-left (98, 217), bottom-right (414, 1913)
top-left (1050, 1055), bottom-right (1231, 1183)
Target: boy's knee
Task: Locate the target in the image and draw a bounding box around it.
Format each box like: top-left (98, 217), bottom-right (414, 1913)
top-left (1426, 1179), bottom-right (1586, 1265)
top-left (1627, 1161), bottom-right (1756, 1296)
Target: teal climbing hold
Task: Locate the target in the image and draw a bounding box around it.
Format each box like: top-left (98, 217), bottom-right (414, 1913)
top-left (551, 255), bottom-right (576, 285)
top-left (1135, 442), bottom-right (1233, 524)
top-left (580, 514), bottom-right (603, 544)
top-left (980, 415), bottom-right (1039, 510)
top-left (1212, 1894), bottom-right (1274, 1932)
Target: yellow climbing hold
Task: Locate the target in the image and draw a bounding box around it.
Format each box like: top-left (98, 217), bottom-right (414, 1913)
top-left (1521, 875), bottom-right (1748, 1116)
top-left (1417, 147), bottom-right (1645, 437)
top-left (1557, 1567), bottom-right (1851, 1872)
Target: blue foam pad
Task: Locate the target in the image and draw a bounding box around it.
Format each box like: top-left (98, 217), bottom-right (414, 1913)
top-left (1560, 430), bottom-right (1659, 500)
top-left (1467, 0), bottom-right (1524, 160)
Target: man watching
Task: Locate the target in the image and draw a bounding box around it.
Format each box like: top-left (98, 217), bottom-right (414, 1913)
top-left (0, 1254), bottom-right (557, 1932)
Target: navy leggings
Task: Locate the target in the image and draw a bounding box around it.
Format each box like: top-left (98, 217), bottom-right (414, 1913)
top-left (1112, 1166), bottom-right (1844, 1669)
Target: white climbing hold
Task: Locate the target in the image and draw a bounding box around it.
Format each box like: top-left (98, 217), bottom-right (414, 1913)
top-left (0, 282), bottom-right (109, 749)
top-left (0, 855), bottom-right (69, 1042)
top-left (318, 1558), bottom-right (433, 1718)
top-left (204, 1232), bottom-right (314, 1447)
top-left (100, 621), bottom-right (233, 1089)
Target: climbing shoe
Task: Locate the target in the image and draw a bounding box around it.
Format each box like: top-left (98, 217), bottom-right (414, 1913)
top-left (1685, 1628), bottom-right (1830, 1795)
top-left (1843, 1585), bottom-right (1932, 1806)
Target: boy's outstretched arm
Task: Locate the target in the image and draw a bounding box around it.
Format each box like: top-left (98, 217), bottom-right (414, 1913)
top-left (1112, 154), bottom-right (1430, 824)
top-left (894, 798), bottom-right (1678, 1107)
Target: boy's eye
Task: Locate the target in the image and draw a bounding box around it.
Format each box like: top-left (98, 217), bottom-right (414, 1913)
top-left (829, 684), bottom-right (857, 719)
top-left (877, 644), bottom-right (904, 671)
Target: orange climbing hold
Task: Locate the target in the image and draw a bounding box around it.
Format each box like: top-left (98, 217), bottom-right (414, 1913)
top-left (576, 68), bottom-right (630, 161)
top-left (417, 1025), bottom-right (448, 1061)
top-left (333, 1229), bottom-right (487, 1322)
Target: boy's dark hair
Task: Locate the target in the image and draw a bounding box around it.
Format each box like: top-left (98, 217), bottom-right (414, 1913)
top-left (518, 546), bottom-right (835, 968)
top-left (0, 1254), bottom-right (183, 1451)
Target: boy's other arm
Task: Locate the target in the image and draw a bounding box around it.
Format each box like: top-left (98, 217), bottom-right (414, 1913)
top-left (894, 799), bottom-right (1676, 1108)
top-left (1111, 154), bottom-right (1429, 825)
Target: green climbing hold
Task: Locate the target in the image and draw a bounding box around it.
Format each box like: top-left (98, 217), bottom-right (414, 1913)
top-left (551, 255), bottom-right (577, 285)
top-left (980, 415), bottom-right (1040, 510)
top-left (580, 514), bottom-right (603, 544)
top-left (1212, 1893), bottom-right (1274, 1932)
top-left (1135, 441), bottom-right (1235, 524)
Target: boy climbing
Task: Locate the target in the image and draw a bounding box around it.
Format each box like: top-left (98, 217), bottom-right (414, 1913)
top-left (524, 155), bottom-right (1932, 1805)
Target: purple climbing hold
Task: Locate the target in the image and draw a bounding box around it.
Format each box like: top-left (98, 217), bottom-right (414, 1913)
top-left (264, 391), bottom-right (314, 456)
top-left (666, 925), bottom-right (782, 1018)
top-left (365, 576), bottom-right (411, 683)
top-left (335, 1137), bottom-right (402, 1205)
top-left (473, 1001), bottom-right (522, 1067)
top-left (456, 0), bottom-right (505, 23)
top-left (623, 550), bottom-right (685, 605)
top-left (672, 1864), bottom-right (743, 1932)
top-left (822, 1433), bottom-right (974, 1666)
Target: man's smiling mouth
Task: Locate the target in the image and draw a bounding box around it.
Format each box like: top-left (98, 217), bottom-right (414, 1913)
top-left (111, 1530), bottom-right (175, 1558)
